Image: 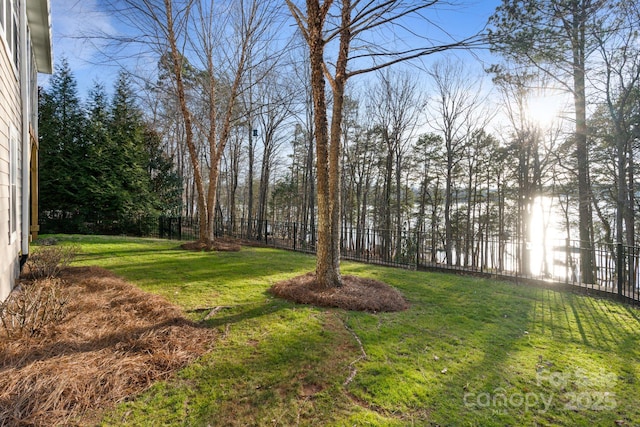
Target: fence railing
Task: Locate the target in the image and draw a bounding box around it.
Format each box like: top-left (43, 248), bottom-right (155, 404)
top-left (141, 216), bottom-right (640, 304)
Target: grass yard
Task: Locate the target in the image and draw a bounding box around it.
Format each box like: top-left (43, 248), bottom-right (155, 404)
top-left (54, 235), bottom-right (640, 425)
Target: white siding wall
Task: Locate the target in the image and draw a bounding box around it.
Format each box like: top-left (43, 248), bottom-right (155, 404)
top-left (0, 0), bottom-right (23, 301)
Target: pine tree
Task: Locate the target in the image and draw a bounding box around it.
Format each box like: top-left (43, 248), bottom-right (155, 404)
top-left (40, 63), bottom-right (181, 234)
top-left (107, 71), bottom-right (157, 231)
top-left (39, 58), bottom-right (87, 232)
top-left (85, 81), bottom-right (121, 229)
top-left (144, 126), bottom-right (182, 217)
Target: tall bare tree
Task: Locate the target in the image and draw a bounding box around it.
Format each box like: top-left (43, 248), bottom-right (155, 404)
top-left (286, 0), bottom-right (483, 288)
top-left (427, 59), bottom-right (485, 266)
top-left (105, 0), bottom-right (278, 246)
top-left (367, 70), bottom-right (423, 261)
top-left (255, 72), bottom-right (296, 238)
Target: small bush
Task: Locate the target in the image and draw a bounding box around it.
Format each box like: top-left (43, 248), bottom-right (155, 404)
top-left (0, 278), bottom-right (69, 338)
top-left (24, 244), bottom-right (78, 279)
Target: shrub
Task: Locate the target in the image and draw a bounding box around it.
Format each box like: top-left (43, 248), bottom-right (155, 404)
top-left (23, 244), bottom-right (78, 279)
top-left (0, 278), bottom-right (69, 338)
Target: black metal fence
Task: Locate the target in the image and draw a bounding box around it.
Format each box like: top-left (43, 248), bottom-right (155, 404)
top-left (141, 216), bottom-right (640, 304)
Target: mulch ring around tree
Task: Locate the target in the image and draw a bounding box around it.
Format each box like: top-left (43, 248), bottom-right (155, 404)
top-left (0, 266), bottom-right (217, 426)
top-left (269, 272), bottom-right (409, 313)
top-left (180, 237), bottom-right (241, 252)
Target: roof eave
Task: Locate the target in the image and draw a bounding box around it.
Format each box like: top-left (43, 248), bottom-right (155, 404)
top-left (27, 0), bottom-right (53, 74)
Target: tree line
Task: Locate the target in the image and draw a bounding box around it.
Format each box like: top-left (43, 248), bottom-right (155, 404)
top-left (39, 59), bottom-right (182, 234)
top-left (40, 0), bottom-right (640, 287)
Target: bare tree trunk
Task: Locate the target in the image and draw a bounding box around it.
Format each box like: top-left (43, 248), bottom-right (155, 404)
top-left (383, 134), bottom-right (393, 259)
top-left (395, 149), bottom-right (402, 261)
top-left (320, 0), bottom-right (351, 287)
top-left (574, 63), bottom-right (595, 283)
top-left (627, 140), bottom-right (635, 247)
top-left (257, 141), bottom-right (272, 238)
top-left (247, 123), bottom-right (255, 238)
top-left (302, 127), bottom-right (315, 243)
top-left (229, 134), bottom-right (240, 233)
top-left (287, 0), bottom-right (482, 287)
top-left (465, 158), bottom-right (474, 267)
top-left (444, 148), bottom-right (453, 266)
top-left (430, 180), bottom-right (440, 263)
top-left (301, 0), bottom-right (340, 288)
top-left (163, 0), bottom-right (208, 243)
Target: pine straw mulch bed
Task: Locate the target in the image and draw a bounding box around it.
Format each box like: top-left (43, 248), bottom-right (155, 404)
top-left (269, 273), bottom-right (409, 313)
top-left (0, 266), bottom-right (217, 427)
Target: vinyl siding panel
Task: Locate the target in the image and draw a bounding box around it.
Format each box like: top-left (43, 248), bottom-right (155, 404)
top-left (0, 0), bottom-right (49, 302)
top-left (0, 14), bottom-right (22, 302)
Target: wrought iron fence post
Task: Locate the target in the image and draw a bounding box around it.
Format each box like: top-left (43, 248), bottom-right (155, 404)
top-left (617, 242), bottom-right (624, 300)
top-left (415, 230), bottom-right (420, 270)
top-left (159, 217), bottom-right (164, 239)
top-left (566, 239), bottom-right (571, 285)
top-left (366, 229), bottom-right (370, 262)
top-left (293, 222), bottom-right (297, 251)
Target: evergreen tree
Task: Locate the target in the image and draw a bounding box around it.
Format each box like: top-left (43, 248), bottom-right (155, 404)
top-left (144, 126), bottom-right (182, 217)
top-left (39, 58), bottom-right (87, 232)
top-left (107, 71), bottom-right (157, 230)
top-left (85, 81), bottom-right (121, 229)
top-left (39, 64), bottom-right (183, 234)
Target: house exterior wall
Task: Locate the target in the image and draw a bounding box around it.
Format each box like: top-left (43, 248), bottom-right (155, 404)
top-left (0, 0), bottom-right (51, 301)
top-left (0, 9), bottom-right (22, 301)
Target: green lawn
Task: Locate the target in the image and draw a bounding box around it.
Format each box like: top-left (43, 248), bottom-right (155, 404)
top-left (51, 235), bottom-right (640, 426)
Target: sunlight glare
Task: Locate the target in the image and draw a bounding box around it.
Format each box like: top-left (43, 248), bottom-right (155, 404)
top-left (528, 196), bottom-right (563, 279)
top-left (528, 93), bottom-right (564, 128)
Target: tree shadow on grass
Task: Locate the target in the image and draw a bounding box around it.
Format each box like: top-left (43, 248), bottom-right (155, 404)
top-left (431, 287), bottom-right (640, 425)
top-left (106, 305), bottom-right (363, 426)
top-left (190, 298), bottom-right (289, 328)
top-left (337, 268), bottom-right (640, 425)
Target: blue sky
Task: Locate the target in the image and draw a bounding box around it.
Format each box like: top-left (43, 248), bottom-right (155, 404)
top-left (45, 0), bottom-right (119, 93)
top-left (45, 0), bottom-right (502, 97)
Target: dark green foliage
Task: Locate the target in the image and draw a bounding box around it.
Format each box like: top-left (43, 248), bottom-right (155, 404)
top-left (39, 58), bottom-right (88, 231)
top-left (488, 0), bottom-right (607, 66)
top-left (144, 127), bottom-right (183, 217)
top-left (39, 63), bottom-right (182, 235)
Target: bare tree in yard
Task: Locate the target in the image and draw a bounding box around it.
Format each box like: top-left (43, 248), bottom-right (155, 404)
top-left (367, 70), bottom-right (423, 262)
top-left (255, 72), bottom-right (297, 239)
top-left (286, 0), bottom-right (483, 288)
top-left (427, 59), bottom-right (486, 266)
top-left (106, 0), bottom-right (279, 246)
